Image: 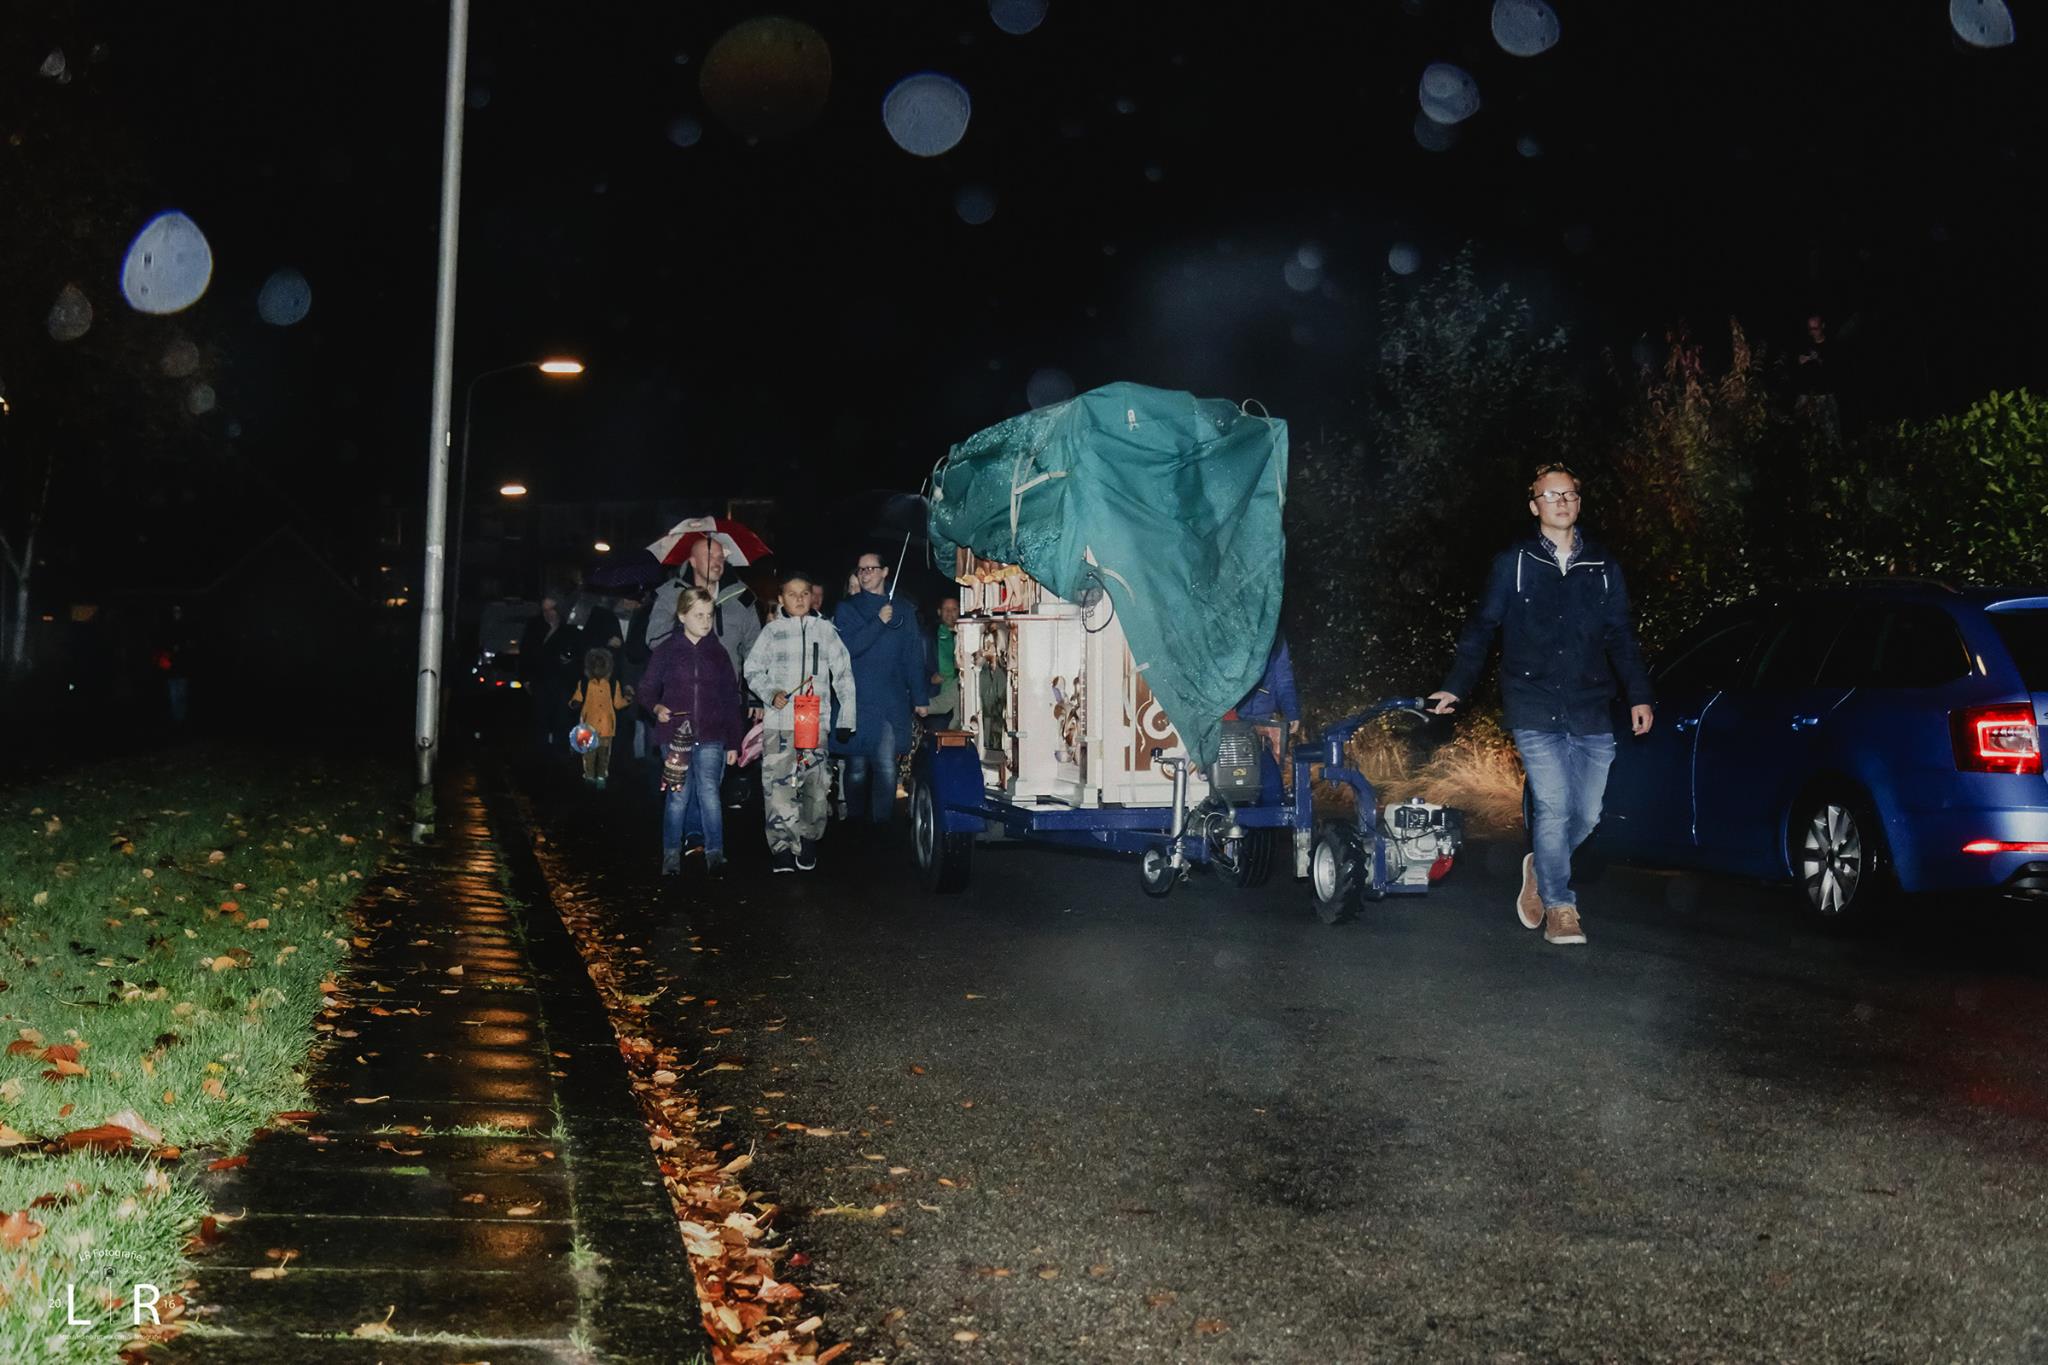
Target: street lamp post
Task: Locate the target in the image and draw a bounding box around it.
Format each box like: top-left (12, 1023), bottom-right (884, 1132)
top-left (445, 358), bottom-right (582, 670)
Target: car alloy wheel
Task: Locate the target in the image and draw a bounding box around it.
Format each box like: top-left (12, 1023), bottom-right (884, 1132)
top-left (1800, 801), bottom-right (1864, 915)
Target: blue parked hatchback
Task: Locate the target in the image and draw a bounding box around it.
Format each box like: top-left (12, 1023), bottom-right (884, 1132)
top-left (1593, 581), bottom-right (2048, 919)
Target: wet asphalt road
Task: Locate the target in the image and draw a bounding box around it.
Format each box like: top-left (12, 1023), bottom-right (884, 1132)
top-left (525, 772), bottom-right (2048, 1364)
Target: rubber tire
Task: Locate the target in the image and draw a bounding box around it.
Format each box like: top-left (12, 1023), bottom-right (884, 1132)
top-left (912, 776), bottom-right (973, 894)
top-left (1794, 791), bottom-right (1891, 926)
top-left (1310, 822), bottom-right (1364, 925)
top-left (1227, 827), bottom-right (1277, 889)
top-left (1139, 845), bottom-right (1179, 898)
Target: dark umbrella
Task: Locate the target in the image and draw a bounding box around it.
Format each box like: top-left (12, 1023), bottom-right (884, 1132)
top-left (585, 549), bottom-right (670, 592)
top-left (863, 489), bottom-right (933, 599)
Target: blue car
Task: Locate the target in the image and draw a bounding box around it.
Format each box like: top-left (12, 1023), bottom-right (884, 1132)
top-left (1591, 582), bottom-right (2048, 919)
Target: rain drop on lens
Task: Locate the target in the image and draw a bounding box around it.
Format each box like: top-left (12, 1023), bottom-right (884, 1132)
top-left (1388, 243), bottom-right (1421, 275)
top-left (1026, 367), bottom-right (1075, 409)
top-left (39, 49), bottom-right (65, 78)
top-left (667, 116), bottom-right (703, 148)
top-left (46, 284), bottom-right (92, 342)
top-left (466, 85), bottom-right (491, 109)
top-left (1417, 63), bottom-right (1479, 124)
top-left (1949, 0), bottom-right (2016, 47)
top-left (186, 384), bottom-right (216, 416)
top-left (257, 268), bottom-right (312, 327)
top-left (160, 339), bottom-right (200, 378)
top-left (954, 184), bottom-right (997, 225)
top-left (1296, 242), bottom-right (1325, 271)
top-left (883, 73), bottom-right (972, 156)
top-left (1517, 134), bottom-right (1543, 158)
top-left (1283, 259), bottom-right (1319, 293)
top-left (121, 211), bottom-right (214, 315)
top-left (1490, 0), bottom-right (1560, 57)
top-left (988, 0), bottom-right (1047, 36)
top-left (1413, 112), bottom-right (1459, 152)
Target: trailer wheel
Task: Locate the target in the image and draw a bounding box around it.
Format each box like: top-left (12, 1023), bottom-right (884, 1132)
top-left (912, 776), bottom-right (973, 893)
top-left (1138, 845), bottom-right (1180, 898)
top-left (1310, 822), bottom-right (1364, 925)
top-left (1227, 828), bottom-right (1277, 889)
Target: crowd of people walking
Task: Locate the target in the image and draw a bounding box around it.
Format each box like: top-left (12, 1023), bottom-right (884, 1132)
top-left (513, 536), bottom-right (936, 881)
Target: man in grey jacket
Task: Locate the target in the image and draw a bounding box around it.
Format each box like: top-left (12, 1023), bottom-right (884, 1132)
top-left (649, 536), bottom-right (761, 693)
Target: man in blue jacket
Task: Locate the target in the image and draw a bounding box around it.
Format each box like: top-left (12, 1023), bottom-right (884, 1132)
top-left (1427, 464), bottom-right (1654, 947)
top-left (834, 550), bottom-right (933, 826)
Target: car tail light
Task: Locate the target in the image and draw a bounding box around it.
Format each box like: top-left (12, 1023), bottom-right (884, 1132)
top-left (1950, 704), bottom-right (2041, 775)
top-left (1962, 840), bottom-right (2048, 854)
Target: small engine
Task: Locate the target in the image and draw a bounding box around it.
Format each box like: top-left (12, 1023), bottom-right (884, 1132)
top-left (1210, 719), bottom-right (1264, 803)
top-left (1381, 797), bottom-right (1463, 887)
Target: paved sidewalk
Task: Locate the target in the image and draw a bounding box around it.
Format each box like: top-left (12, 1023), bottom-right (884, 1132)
top-left (148, 772), bottom-right (702, 1363)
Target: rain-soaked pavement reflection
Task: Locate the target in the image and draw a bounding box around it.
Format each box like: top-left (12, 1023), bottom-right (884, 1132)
top-left (526, 768), bottom-right (2048, 1362)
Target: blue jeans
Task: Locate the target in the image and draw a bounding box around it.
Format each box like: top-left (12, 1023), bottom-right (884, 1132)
top-left (1513, 728), bottom-right (1616, 908)
top-left (844, 719), bottom-right (901, 824)
top-left (663, 743), bottom-right (727, 866)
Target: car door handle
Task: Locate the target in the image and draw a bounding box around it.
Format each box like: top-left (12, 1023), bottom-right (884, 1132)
top-left (1789, 714), bottom-right (1821, 731)
top-left (1673, 716), bottom-right (1699, 733)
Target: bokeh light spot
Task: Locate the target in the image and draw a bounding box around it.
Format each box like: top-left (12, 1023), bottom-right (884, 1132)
top-left (1491, 0), bottom-right (1561, 57)
top-left (883, 73), bottom-right (972, 156)
top-left (1388, 243), bottom-right (1422, 275)
top-left (466, 85), bottom-right (491, 109)
top-left (1283, 259), bottom-right (1319, 293)
top-left (46, 284), bottom-right (92, 342)
top-left (699, 16), bottom-right (833, 140)
top-left (257, 268), bottom-right (312, 326)
top-left (667, 115), bottom-right (704, 148)
top-left (1517, 133), bottom-right (1543, 158)
top-left (954, 184), bottom-right (997, 224)
top-left (39, 49), bottom-right (65, 79)
top-left (160, 339), bottom-right (200, 378)
top-left (1026, 367), bottom-right (1075, 408)
top-left (186, 384), bottom-right (216, 416)
top-left (989, 0), bottom-right (1048, 36)
top-left (1413, 111), bottom-right (1459, 152)
top-left (1950, 0), bottom-right (2016, 47)
top-left (1296, 242), bottom-right (1325, 271)
top-left (121, 211), bottom-right (213, 315)
top-left (1418, 62), bottom-right (1480, 124)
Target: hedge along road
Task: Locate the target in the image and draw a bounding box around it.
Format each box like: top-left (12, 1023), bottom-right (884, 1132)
top-left (525, 779), bottom-right (2048, 1364)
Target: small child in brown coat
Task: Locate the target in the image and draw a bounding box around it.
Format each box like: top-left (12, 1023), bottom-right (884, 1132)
top-left (569, 648), bottom-right (632, 788)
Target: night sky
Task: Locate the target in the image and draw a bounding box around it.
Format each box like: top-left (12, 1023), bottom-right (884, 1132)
top-left (5, 1), bottom-right (2043, 578)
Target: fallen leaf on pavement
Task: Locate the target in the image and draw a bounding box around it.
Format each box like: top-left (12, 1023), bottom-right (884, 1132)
top-left (351, 1306), bottom-right (397, 1338)
top-left (792, 1316), bottom-right (823, 1335)
top-left (349, 1095), bottom-right (391, 1105)
top-left (1195, 1318), bottom-right (1230, 1335)
top-left (59, 1124), bottom-right (134, 1152)
top-left (506, 1204), bottom-right (541, 1217)
top-left (1144, 1291), bottom-right (1177, 1309)
top-left (207, 1156), bottom-right (248, 1172)
top-left (952, 1330), bottom-right (979, 1343)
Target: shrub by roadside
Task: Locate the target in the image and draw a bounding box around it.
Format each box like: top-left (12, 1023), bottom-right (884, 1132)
top-left (0, 749), bottom-right (391, 1361)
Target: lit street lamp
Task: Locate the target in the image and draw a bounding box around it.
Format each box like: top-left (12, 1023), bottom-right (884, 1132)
top-left (444, 359), bottom-right (581, 673)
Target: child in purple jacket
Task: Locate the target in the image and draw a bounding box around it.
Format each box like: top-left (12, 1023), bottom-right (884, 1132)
top-left (639, 588), bottom-right (747, 877)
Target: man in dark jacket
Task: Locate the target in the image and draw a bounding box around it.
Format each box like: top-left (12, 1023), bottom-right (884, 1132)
top-left (518, 594), bottom-right (586, 755)
top-left (1428, 464), bottom-right (1654, 947)
top-left (833, 550), bottom-right (932, 825)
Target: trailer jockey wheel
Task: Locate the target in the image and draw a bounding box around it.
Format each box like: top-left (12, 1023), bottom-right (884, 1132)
top-left (1310, 822), bottom-right (1364, 925)
top-left (912, 776), bottom-right (974, 893)
top-left (1138, 845), bottom-right (1180, 898)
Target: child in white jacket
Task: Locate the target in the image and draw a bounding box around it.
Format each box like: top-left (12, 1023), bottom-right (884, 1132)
top-left (743, 570), bottom-right (857, 873)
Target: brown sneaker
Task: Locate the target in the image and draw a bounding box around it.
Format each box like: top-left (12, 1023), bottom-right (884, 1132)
top-left (1516, 852), bottom-right (1544, 929)
top-left (1543, 904), bottom-right (1587, 945)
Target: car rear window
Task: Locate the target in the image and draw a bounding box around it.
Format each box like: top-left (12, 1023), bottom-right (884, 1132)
top-left (1987, 609), bottom-right (2048, 689)
top-left (1819, 606), bottom-right (1972, 688)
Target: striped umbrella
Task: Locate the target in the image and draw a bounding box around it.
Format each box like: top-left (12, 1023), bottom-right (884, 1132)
top-left (647, 516), bottom-right (773, 567)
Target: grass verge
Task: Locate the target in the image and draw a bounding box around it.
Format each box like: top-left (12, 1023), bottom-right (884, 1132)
top-left (0, 747), bottom-right (393, 1361)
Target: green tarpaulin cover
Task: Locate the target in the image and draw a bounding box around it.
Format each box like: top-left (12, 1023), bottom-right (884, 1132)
top-left (929, 381), bottom-right (1288, 766)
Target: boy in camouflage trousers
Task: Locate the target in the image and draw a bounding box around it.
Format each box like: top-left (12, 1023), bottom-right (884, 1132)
top-left (743, 570), bottom-right (858, 873)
